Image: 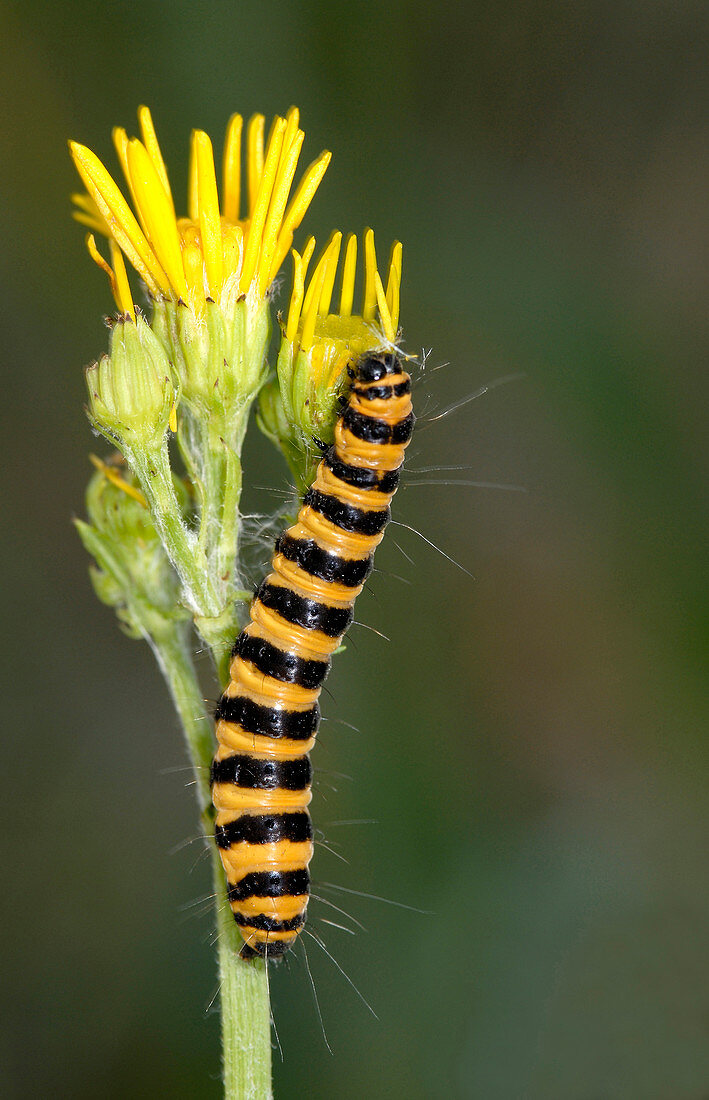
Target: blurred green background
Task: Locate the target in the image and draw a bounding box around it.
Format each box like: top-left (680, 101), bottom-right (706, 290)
top-left (1, 1), bottom-right (707, 1097)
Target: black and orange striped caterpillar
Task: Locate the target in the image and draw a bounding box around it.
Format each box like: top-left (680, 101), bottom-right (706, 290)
top-left (211, 350), bottom-right (414, 959)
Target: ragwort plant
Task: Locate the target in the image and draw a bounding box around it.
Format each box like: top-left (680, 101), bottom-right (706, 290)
top-left (70, 106), bottom-right (403, 1100)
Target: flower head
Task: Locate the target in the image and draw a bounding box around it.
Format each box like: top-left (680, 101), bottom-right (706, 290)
top-left (285, 225), bottom-right (401, 379)
top-left (70, 106), bottom-right (330, 316)
top-left (258, 227), bottom-right (403, 492)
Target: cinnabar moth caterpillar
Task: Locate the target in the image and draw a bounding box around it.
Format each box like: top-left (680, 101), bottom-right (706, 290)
top-left (211, 351), bottom-right (414, 959)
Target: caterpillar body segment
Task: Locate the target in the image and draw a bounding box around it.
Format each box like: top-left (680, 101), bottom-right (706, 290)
top-left (212, 351), bottom-right (414, 959)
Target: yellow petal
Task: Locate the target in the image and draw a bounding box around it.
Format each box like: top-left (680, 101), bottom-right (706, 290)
top-left (362, 227), bottom-right (378, 321)
top-left (194, 130), bottom-right (223, 298)
top-left (286, 249), bottom-right (305, 343)
top-left (188, 129), bottom-right (199, 222)
top-left (302, 238), bottom-right (331, 317)
top-left (300, 261), bottom-right (328, 353)
top-left (284, 106), bottom-right (300, 147)
top-left (90, 454), bottom-right (148, 506)
top-left (301, 235), bottom-right (316, 271)
top-left (240, 116), bottom-right (286, 293)
top-left (257, 128), bottom-right (304, 295)
top-left (112, 127), bottom-right (139, 213)
top-left (339, 232), bottom-right (357, 317)
top-left (319, 231), bottom-right (342, 315)
top-left (70, 140), bottom-right (169, 296)
top-left (222, 223), bottom-right (244, 288)
top-left (138, 105), bottom-right (172, 202)
top-left (386, 241), bottom-right (402, 333)
top-left (222, 113), bottom-right (243, 223)
top-left (71, 192), bottom-right (107, 235)
top-left (374, 270), bottom-right (395, 343)
top-left (126, 138), bottom-right (188, 300)
top-left (246, 113), bottom-right (265, 217)
top-left (386, 241), bottom-right (402, 315)
top-left (72, 208), bottom-right (109, 235)
top-left (86, 233), bottom-right (119, 305)
top-left (183, 241), bottom-right (206, 310)
top-left (268, 150), bottom-right (331, 284)
top-left (110, 240), bottom-right (136, 319)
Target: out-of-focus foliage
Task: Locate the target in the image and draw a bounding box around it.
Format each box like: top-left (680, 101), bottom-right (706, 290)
top-left (1, 2), bottom-right (707, 1097)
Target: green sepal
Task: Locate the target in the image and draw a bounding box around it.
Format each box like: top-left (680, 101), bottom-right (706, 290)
top-left (153, 295), bottom-right (270, 448)
top-left (257, 376), bottom-right (318, 497)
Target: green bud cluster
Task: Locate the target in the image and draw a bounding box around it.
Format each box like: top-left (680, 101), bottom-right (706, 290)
top-left (75, 462), bottom-right (188, 639)
top-left (77, 291), bottom-right (276, 676)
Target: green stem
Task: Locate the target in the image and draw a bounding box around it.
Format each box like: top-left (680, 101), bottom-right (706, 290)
top-left (148, 623), bottom-right (213, 812)
top-left (194, 434), bottom-right (247, 683)
top-left (217, 445), bottom-right (243, 598)
top-left (194, 604), bottom-right (242, 686)
top-left (211, 850), bottom-right (273, 1100)
top-left (128, 442), bottom-right (222, 616)
top-left (149, 621), bottom-right (273, 1099)
top-left (197, 419), bottom-right (226, 561)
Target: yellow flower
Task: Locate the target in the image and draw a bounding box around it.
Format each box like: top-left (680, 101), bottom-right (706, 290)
top-left (284, 226), bottom-right (402, 394)
top-left (70, 106), bottom-right (331, 317)
top-left (258, 227), bottom-right (403, 493)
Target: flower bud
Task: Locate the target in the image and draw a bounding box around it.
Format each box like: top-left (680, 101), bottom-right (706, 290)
top-left (85, 315), bottom-right (177, 449)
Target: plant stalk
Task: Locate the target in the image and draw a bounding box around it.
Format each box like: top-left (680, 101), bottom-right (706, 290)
top-left (128, 442), bottom-right (222, 617)
top-left (148, 622), bottom-right (213, 812)
top-left (150, 620), bottom-right (273, 1099)
top-left (211, 849), bottom-right (274, 1100)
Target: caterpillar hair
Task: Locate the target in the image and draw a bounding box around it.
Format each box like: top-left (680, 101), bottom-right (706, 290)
top-left (211, 349), bottom-right (415, 959)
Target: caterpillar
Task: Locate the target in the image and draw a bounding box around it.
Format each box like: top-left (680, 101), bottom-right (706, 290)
top-left (211, 350), bottom-right (415, 959)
